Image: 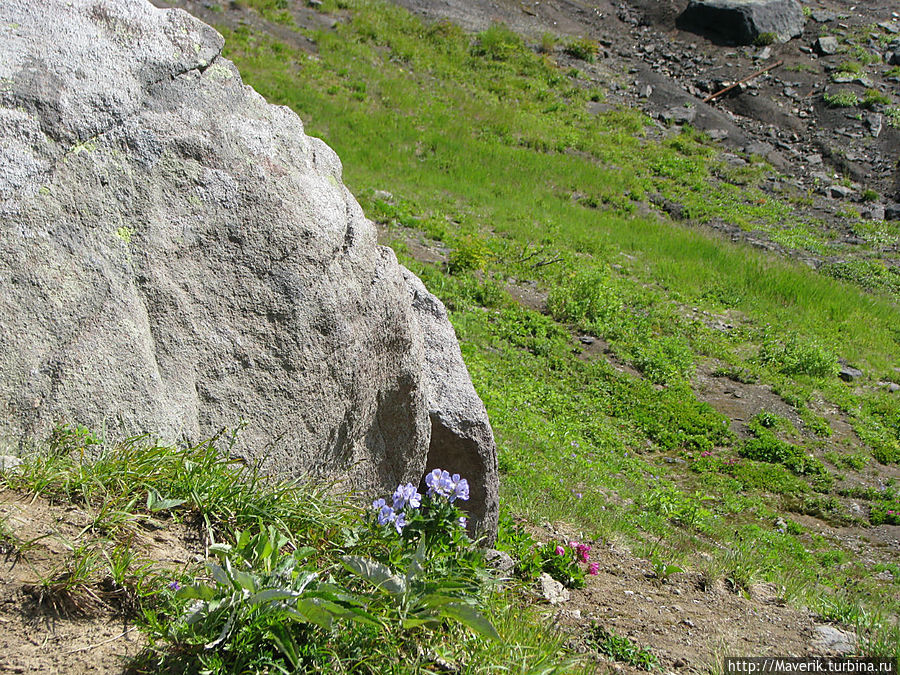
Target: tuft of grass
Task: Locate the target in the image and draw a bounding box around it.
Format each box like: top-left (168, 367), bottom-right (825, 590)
top-left (861, 88), bottom-right (891, 109)
top-left (823, 90), bottom-right (859, 108)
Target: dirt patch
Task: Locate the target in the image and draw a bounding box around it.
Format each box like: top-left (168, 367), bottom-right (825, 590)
top-left (693, 363), bottom-right (802, 439)
top-left (0, 491), bottom-right (200, 675)
top-left (524, 522), bottom-right (859, 673)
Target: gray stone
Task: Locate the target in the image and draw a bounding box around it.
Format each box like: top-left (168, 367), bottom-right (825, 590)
top-left (890, 51), bottom-right (900, 66)
top-left (811, 625), bottom-right (857, 655)
top-left (810, 10), bottom-right (836, 23)
top-left (402, 270), bottom-right (499, 540)
top-left (661, 106), bottom-right (697, 125)
top-left (484, 548), bottom-right (515, 573)
top-left (863, 204), bottom-right (886, 221)
top-left (0, 0), bottom-right (498, 540)
top-left (0, 455), bottom-right (23, 472)
top-left (678, 0), bottom-right (806, 45)
top-left (866, 114), bottom-right (883, 138)
top-left (538, 573), bottom-right (570, 604)
top-left (838, 365), bottom-right (864, 382)
top-left (886, 203), bottom-right (900, 221)
top-left (373, 189), bottom-right (394, 202)
top-left (828, 185), bottom-right (854, 199)
top-left (815, 36), bottom-right (839, 55)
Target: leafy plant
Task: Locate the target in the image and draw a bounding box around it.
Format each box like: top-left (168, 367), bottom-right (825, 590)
top-left (758, 331), bottom-right (837, 378)
top-left (650, 554), bottom-right (684, 584)
top-left (172, 527), bottom-right (374, 670)
top-left (861, 88), bottom-right (891, 109)
top-left (823, 91), bottom-right (859, 108)
top-left (587, 624), bottom-right (659, 670)
top-left (342, 546), bottom-right (499, 640)
top-left (563, 38), bottom-right (598, 62)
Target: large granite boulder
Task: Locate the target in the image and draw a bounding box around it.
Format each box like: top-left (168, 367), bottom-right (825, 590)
top-left (0, 0), bottom-right (498, 539)
top-left (678, 0), bottom-right (806, 45)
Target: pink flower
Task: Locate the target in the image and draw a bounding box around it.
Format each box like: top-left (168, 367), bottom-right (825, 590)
top-left (588, 563), bottom-right (599, 575)
top-left (576, 543), bottom-right (591, 562)
top-left (555, 545), bottom-right (565, 556)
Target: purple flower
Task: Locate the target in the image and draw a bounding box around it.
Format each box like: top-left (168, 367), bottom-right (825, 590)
top-left (588, 563), bottom-right (599, 575)
top-left (425, 468), bottom-right (469, 501)
top-left (392, 483), bottom-right (422, 511)
top-left (168, 580), bottom-right (181, 591)
top-left (393, 511), bottom-right (407, 534)
top-left (458, 516), bottom-right (468, 529)
top-left (555, 545), bottom-right (565, 556)
top-left (451, 476), bottom-right (470, 502)
top-left (372, 497), bottom-right (387, 511)
top-left (425, 469), bottom-right (453, 498)
top-left (377, 504), bottom-right (396, 527)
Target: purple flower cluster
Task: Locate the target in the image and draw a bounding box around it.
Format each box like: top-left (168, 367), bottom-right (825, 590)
top-left (424, 469), bottom-right (470, 502)
top-left (372, 469), bottom-right (470, 534)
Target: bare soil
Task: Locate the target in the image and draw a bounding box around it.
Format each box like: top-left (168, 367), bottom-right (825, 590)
top-left (0, 491), bottom-right (198, 675)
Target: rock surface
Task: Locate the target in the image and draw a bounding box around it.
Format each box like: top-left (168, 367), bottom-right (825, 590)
top-left (0, 0), bottom-right (498, 539)
top-left (678, 0), bottom-right (806, 45)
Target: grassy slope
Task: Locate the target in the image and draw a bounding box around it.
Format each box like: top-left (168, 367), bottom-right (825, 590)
top-left (212, 0), bottom-right (900, 657)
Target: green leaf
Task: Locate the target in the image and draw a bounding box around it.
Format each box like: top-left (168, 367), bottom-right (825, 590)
top-left (208, 562), bottom-right (232, 588)
top-left (341, 555), bottom-right (406, 596)
top-left (208, 543), bottom-right (232, 557)
top-left (441, 602), bottom-right (501, 641)
top-left (232, 569), bottom-right (259, 592)
top-left (248, 588), bottom-right (299, 605)
top-left (269, 624), bottom-right (300, 670)
top-left (176, 584), bottom-right (216, 601)
top-left (291, 598), bottom-right (335, 630)
top-left (294, 546), bottom-right (316, 561)
top-left (145, 488), bottom-right (188, 512)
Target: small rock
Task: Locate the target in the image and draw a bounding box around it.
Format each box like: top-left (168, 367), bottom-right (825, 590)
top-left (624, 590), bottom-right (635, 596)
top-left (885, 203), bottom-right (900, 221)
top-left (682, 618), bottom-right (695, 628)
top-left (862, 204), bottom-right (886, 220)
top-left (815, 36), bottom-right (839, 55)
top-left (538, 573), bottom-right (570, 605)
top-left (373, 189), bottom-right (394, 202)
top-left (811, 10), bottom-right (836, 23)
top-left (879, 21), bottom-right (900, 34)
top-left (838, 365), bottom-right (863, 382)
top-left (879, 381), bottom-right (900, 393)
top-left (579, 335), bottom-right (596, 345)
top-left (0, 455), bottom-right (23, 472)
top-left (891, 51), bottom-right (900, 66)
top-left (828, 185), bottom-right (853, 199)
top-left (639, 84), bottom-right (653, 98)
top-left (805, 153), bottom-right (823, 165)
top-left (674, 658), bottom-right (687, 669)
top-left (866, 114), bottom-right (883, 138)
top-left (811, 625), bottom-right (857, 655)
top-left (484, 549), bottom-right (515, 573)
top-left (660, 106), bottom-right (696, 125)
top-left (707, 129), bottom-right (729, 141)
top-left (755, 46), bottom-right (772, 60)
